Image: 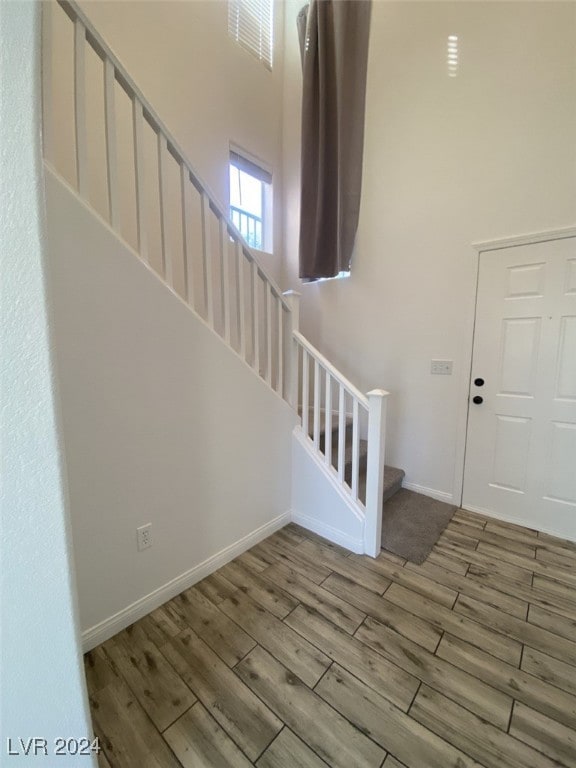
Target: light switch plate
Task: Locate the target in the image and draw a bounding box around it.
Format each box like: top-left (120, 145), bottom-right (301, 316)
top-left (431, 360), bottom-right (453, 375)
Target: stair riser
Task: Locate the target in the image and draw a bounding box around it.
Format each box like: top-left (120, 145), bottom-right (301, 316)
top-left (317, 423), bottom-right (353, 452)
top-left (382, 479), bottom-right (404, 504)
top-left (343, 455), bottom-right (368, 484)
top-left (309, 422), bottom-right (406, 506)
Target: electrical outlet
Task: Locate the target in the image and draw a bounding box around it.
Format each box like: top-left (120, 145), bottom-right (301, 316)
top-left (431, 360), bottom-right (453, 375)
top-left (137, 523), bottom-right (152, 551)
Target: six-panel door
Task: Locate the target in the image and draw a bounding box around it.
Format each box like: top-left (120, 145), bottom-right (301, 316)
top-left (463, 237), bottom-right (576, 539)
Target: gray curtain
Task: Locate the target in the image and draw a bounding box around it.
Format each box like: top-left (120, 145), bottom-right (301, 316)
top-left (298, 0), bottom-right (372, 281)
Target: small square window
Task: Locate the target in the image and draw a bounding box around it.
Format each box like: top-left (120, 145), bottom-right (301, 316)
top-left (229, 150), bottom-right (272, 253)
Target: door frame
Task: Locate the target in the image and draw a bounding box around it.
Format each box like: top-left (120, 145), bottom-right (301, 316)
top-left (453, 225), bottom-right (576, 512)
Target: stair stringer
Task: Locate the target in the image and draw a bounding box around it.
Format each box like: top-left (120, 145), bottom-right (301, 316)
top-left (291, 427), bottom-right (365, 553)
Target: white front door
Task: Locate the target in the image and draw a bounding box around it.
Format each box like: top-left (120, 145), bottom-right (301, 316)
top-left (463, 237), bottom-right (576, 540)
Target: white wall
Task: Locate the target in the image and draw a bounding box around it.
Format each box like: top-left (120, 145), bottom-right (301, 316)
top-left (0, 3), bottom-right (95, 763)
top-left (282, 1), bottom-right (576, 503)
top-left (292, 431), bottom-right (365, 553)
top-left (47, 0), bottom-right (285, 285)
top-left (45, 169), bottom-right (296, 643)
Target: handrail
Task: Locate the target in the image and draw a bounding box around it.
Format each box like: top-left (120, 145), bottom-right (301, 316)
top-left (49, 0), bottom-right (290, 309)
top-left (293, 331), bottom-right (369, 408)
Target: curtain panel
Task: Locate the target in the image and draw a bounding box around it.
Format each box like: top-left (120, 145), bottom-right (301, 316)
top-left (298, 0), bottom-right (372, 281)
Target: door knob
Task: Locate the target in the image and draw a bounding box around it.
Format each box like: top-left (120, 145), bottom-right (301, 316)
top-left (472, 395), bottom-right (483, 404)
top-left (474, 378), bottom-right (485, 387)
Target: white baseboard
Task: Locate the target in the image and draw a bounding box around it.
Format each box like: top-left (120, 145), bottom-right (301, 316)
top-left (461, 503), bottom-right (576, 542)
top-left (82, 511), bottom-right (290, 652)
top-left (402, 481), bottom-right (454, 505)
top-left (291, 510), bottom-right (364, 554)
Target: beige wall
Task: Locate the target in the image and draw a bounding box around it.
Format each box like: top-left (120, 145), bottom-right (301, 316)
top-left (282, 1), bottom-right (576, 502)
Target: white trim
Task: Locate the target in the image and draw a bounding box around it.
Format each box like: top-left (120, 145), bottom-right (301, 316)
top-left (293, 426), bottom-right (365, 523)
top-left (473, 227), bottom-right (576, 253)
top-left (461, 503), bottom-right (575, 542)
top-left (402, 481), bottom-right (454, 505)
top-left (294, 331), bottom-right (369, 407)
top-left (452, 246), bottom-right (480, 508)
top-left (290, 511), bottom-right (364, 554)
top-left (81, 511), bottom-right (290, 651)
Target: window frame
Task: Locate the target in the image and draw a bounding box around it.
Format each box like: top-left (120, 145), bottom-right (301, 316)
top-left (229, 146), bottom-right (273, 254)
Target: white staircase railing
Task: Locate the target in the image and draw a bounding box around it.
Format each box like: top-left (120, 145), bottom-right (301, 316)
top-left (285, 293), bottom-right (389, 557)
top-left (42, 0), bottom-right (290, 400)
top-left (42, 0), bottom-right (388, 557)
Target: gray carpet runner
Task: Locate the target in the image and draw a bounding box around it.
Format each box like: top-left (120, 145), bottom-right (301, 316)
top-left (312, 414), bottom-right (454, 563)
top-left (381, 488), bottom-right (456, 564)
top-left (315, 417), bottom-right (405, 506)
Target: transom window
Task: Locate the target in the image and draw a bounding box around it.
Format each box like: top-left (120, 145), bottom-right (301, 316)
top-left (228, 0), bottom-right (274, 70)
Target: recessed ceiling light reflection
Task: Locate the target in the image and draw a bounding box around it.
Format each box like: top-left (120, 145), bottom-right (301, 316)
top-left (447, 34), bottom-right (459, 77)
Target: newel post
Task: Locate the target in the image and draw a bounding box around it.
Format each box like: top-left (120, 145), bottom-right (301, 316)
top-left (365, 389), bottom-right (390, 557)
top-left (283, 290), bottom-right (301, 409)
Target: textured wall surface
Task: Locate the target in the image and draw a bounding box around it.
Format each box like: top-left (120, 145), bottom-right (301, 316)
top-left (0, 2), bottom-right (95, 763)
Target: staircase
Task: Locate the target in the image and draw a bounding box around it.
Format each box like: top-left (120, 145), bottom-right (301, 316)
top-left (42, 0), bottom-right (400, 558)
top-left (308, 415), bottom-right (405, 513)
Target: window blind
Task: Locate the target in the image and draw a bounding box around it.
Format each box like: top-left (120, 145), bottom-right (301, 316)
top-left (228, 0), bottom-right (273, 69)
top-left (230, 150), bottom-right (272, 185)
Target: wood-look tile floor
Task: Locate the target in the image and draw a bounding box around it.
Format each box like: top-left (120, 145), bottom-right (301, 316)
top-left (86, 509), bottom-right (576, 768)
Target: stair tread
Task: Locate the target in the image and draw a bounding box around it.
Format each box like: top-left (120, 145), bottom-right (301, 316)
top-left (360, 464), bottom-right (406, 494)
top-left (307, 418), bottom-right (405, 505)
top-left (299, 408), bottom-right (353, 431)
top-left (383, 465), bottom-right (405, 488)
top-left (358, 464), bottom-right (405, 497)
top-left (304, 414), bottom-right (353, 448)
